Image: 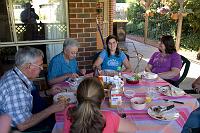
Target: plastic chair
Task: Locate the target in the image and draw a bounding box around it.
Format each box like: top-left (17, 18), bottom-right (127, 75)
top-left (171, 55), bottom-right (190, 87)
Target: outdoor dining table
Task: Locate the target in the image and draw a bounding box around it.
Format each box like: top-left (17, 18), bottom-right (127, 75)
top-left (52, 75), bottom-right (199, 133)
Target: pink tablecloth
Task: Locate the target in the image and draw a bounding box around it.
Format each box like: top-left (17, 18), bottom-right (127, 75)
top-left (52, 78), bottom-right (199, 133)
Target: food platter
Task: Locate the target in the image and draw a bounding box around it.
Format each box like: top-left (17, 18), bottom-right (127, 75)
top-left (53, 92), bottom-right (77, 104)
top-left (148, 105), bottom-right (180, 121)
top-left (158, 85), bottom-right (185, 97)
top-left (143, 72), bottom-right (158, 80)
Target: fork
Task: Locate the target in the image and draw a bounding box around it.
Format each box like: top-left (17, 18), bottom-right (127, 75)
top-left (163, 99), bottom-right (184, 104)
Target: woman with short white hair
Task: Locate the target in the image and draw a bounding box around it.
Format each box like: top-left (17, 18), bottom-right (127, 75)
top-left (48, 38), bottom-right (86, 85)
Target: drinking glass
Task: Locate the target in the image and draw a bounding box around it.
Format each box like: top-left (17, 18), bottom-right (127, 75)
top-left (117, 100), bottom-right (127, 118)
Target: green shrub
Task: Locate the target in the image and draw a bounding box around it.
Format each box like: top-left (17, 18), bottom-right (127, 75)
top-left (181, 33), bottom-right (200, 51)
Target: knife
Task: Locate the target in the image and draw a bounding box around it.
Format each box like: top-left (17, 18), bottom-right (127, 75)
top-left (163, 99), bottom-right (184, 104)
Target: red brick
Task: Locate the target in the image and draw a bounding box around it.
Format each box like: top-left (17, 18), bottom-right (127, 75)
top-left (77, 13), bottom-right (90, 18)
top-left (78, 33), bottom-right (91, 37)
top-left (84, 8), bottom-right (96, 13)
top-left (70, 28), bottom-right (83, 33)
top-left (69, 3), bottom-right (76, 7)
top-left (90, 32), bottom-right (96, 37)
top-left (70, 19), bottom-right (83, 23)
top-left (76, 57), bottom-right (84, 61)
top-left (85, 46), bottom-right (96, 51)
top-left (84, 27), bottom-right (96, 32)
top-left (77, 3), bottom-right (90, 7)
top-left (91, 13), bottom-right (96, 18)
top-left (85, 37), bottom-right (96, 42)
top-left (84, 19), bottom-right (96, 23)
top-left (80, 42), bottom-right (91, 47)
top-left (79, 52), bottom-right (91, 56)
top-left (78, 47), bottom-right (84, 52)
top-left (69, 33), bottom-right (78, 38)
top-left (84, 0), bottom-right (96, 2)
top-left (78, 24), bottom-right (90, 28)
top-left (69, 14), bottom-right (77, 18)
top-left (90, 41), bottom-right (97, 46)
top-left (69, 8), bottom-right (83, 13)
top-left (77, 38), bottom-right (84, 42)
top-left (70, 24), bottom-right (77, 28)
top-left (90, 3), bottom-right (96, 7)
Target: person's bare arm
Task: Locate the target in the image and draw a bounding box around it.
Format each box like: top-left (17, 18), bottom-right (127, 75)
top-left (145, 64), bottom-right (152, 72)
top-left (118, 118), bottom-right (137, 133)
top-left (48, 73), bottom-right (79, 85)
top-left (0, 115), bottom-right (11, 133)
top-left (158, 67), bottom-right (180, 79)
top-left (123, 58), bottom-right (132, 72)
top-left (17, 101), bottom-right (66, 131)
top-left (93, 57), bottom-right (103, 69)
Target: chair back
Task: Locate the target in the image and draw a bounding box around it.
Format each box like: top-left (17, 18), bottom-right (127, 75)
top-left (175, 55), bottom-right (190, 86)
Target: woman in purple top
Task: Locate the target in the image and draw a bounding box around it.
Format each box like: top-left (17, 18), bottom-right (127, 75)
top-left (145, 35), bottom-right (182, 86)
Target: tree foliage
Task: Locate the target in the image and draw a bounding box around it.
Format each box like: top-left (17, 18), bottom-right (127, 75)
top-left (127, 0), bottom-right (200, 51)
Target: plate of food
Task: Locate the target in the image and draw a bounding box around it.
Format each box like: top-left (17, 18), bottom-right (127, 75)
top-left (158, 85), bottom-right (185, 97)
top-left (142, 72), bottom-right (158, 80)
top-left (148, 105), bottom-right (180, 121)
top-left (103, 69), bottom-right (118, 76)
top-left (53, 92), bottom-right (77, 104)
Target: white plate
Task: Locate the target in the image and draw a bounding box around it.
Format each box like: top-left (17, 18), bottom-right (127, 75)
top-left (148, 106), bottom-right (180, 121)
top-left (74, 76), bottom-right (84, 83)
top-left (159, 86), bottom-right (185, 97)
top-left (53, 92), bottom-right (77, 103)
top-left (143, 72), bottom-right (158, 80)
top-left (103, 69), bottom-right (118, 76)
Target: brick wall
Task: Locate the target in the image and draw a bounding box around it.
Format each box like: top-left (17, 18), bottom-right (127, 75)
top-left (68, 0), bottom-right (97, 70)
top-left (68, 0), bottom-right (114, 70)
top-left (109, 0), bottom-right (114, 35)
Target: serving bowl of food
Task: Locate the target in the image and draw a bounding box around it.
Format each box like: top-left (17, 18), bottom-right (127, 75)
top-left (130, 97), bottom-right (146, 110)
top-left (125, 74), bottom-right (140, 84)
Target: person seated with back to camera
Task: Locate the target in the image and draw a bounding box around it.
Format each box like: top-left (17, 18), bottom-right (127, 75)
top-left (145, 35), bottom-right (182, 87)
top-left (63, 77), bottom-right (137, 133)
top-left (93, 35), bottom-right (132, 74)
top-left (182, 76), bottom-right (200, 133)
top-left (48, 38), bottom-right (86, 85)
top-left (0, 46), bottom-right (67, 132)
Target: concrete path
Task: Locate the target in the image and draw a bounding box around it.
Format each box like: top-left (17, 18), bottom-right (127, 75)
top-left (124, 38), bottom-right (200, 94)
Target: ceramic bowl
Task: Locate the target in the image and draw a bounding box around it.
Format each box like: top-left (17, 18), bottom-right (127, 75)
top-left (126, 79), bottom-right (139, 84)
top-left (130, 97), bottom-right (146, 110)
top-left (124, 90), bottom-right (135, 98)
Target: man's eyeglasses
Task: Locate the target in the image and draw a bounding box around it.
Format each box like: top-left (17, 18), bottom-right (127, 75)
top-left (31, 63), bottom-right (43, 70)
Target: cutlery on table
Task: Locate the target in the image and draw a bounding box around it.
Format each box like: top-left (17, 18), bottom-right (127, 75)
top-left (152, 104), bottom-right (175, 113)
top-left (163, 99), bottom-right (184, 104)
